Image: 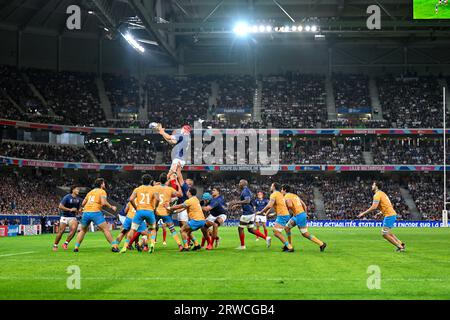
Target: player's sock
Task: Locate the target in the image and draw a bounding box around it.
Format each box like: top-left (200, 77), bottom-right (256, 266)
top-left (130, 232), bottom-right (141, 245)
top-left (253, 229), bottom-right (267, 240)
top-left (264, 229), bottom-right (268, 238)
top-left (308, 235), bottom-right (324, 246)
top-left (191, 236), bottom-right (199, 246)
top-left (285, 241), bottom-right (293, 250)
top-left (255, 227), bottom-right (260, 238)
top-left (182, 239), bottom-right (189, 249)
top-left (163, 228), bottom-right (167, 242)
top-left (75, 243), bottom-right (80, 249)
top-left (239, 232), bottom-right (245, 246)
top-left (201, 237), bottom-right (206, 247)
top-left (207, 236), bottom-right (214, 246)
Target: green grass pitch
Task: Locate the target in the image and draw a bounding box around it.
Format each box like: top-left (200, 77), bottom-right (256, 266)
top-left (1, 227), bottom-right (450, 300)
top-left (414, 0), bottom-right (450, 19)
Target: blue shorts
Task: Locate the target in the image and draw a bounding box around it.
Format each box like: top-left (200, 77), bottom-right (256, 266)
top-left (132, 210), bottom-right (156, 226)
top-left (275, 215), bottom-right (290, 227)
top-left (123, 217), bottom-right (147, 233)
top-left (81, 211), bottom-right (106, 227)
top-left (383, 215), bottom-right (397, 229)
top-left (291, 212), bottom-right (307, 228)
top-left (157, 215), bottom-right (173, 224)
top-left (188, 220), bottom-right (206, 231)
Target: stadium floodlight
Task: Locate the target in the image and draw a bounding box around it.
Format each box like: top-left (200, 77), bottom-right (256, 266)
top-left (297, 25), bottom-right (303, 32)
top-left (259, 25), bottom-right (266, 32)
top-left (265, 25), bottom-right (272, 32)
top-left (305, 25), bottom-right (311, 32)
top-left (284, 25), bottom-right (290, 32)
top-left (311, 25), bottom-right (318, 32)
top-left (291, 26), bottom-right (297, 31)
top-left (233, 22), bottom-right (249, 36)
top-left (122, 32), bottom-right (145, 53)
top-left (251, 25), bottom-right (258, 33)
top-left (88, 10), bottom-right (94, 15)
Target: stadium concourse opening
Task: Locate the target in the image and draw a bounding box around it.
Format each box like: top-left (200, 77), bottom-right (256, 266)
top-left (0, 0), bottom-right (450, 308)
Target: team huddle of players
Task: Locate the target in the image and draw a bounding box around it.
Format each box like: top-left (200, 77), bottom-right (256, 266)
top-left (436, 0), bottom-right (449, 14)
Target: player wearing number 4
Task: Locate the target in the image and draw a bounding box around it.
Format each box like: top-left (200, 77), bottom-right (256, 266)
top-left (121, 174), bottom-right (160, 254)
top-left (282, 185), bottom-right (327, 252)
top-left (358, 181), bottom-right (405, 252)
top-left (74, 178), bottom-right (119, 252)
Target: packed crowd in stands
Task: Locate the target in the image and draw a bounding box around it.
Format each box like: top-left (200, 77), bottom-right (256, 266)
top-left (103, 73), bottom-right (141, 118)
top-left (215, 75), bottom-right (255, 109)
top-left (1, 66), bottom-right (449, 130)
top-left (279, 138), bottom-right (364, 164)
top-left (333, 73), bottom-right (371, 110)
top-left (377, 74), bottom-right (446, 128)
top-left (0, 142), bottom-right (92, 162)
top-left (407, 176), bottom-right (449, 221)
top-left (261, 73), bottom-right (327, 128)
top-left (320, 177), bottom-right (410, 220)
top-left (326, 119), bottom-right (389, 128)
top-left (0, 171), bottom-right (60, 215)
top-left (26, 68), bottom-right (106, 127)
top-left (1, 168), bottom-right (447, 221)
top-left (372, 138), bottom-right (446, 164)
top-left (85, 138), bottom-right (159, 164)
top-left (146, 75), bottom-right (211, 128)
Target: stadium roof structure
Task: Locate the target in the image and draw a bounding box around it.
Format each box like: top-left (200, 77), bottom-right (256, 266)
top-left (0, 0), bottom-right (449, 66)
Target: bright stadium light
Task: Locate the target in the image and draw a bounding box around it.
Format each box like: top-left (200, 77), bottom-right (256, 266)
top-left (297, 25), bottom-right (303, 32)
top-left (265, 25), bottom-right (272, 32)
top-left (311, 25), bottom-right (318, 32)
top-left (259, 25), bottom-right (265, 32)
top-left (291, 25), bottom-right (297, 31)
top-left (251, 25), bottom-right (258, 33)
top-left (233, 22), bottom-right (249, 36)
top-left (122, 32), bottom-right (145, 53)
top-left (284, 25), bottom-right (290, 32)
top-left (305, 25), bottom-right (311, 32)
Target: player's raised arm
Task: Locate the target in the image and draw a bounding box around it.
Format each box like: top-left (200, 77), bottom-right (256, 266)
top-left (159, 126), bottom-right (177, 145)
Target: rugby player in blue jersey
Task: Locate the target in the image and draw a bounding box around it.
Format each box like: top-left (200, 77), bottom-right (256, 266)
top-left (52, 185), bottom-right (82, 251)
top-left (253, 191), bottom-right (269, 241)
top-left (229, 180), bottom-right (271, 250)
top-left (201, 187), bottom-right (228, 249)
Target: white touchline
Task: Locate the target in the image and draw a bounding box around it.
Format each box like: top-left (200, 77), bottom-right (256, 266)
top-left (0, 251), bottom-right (36, 258)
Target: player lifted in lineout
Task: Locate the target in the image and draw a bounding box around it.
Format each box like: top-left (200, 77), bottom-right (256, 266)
top-left (358, 181), bottom-right (405, 252)
top-left (229, 180), bottom-right (271, 250)
top-left (151, 123), bottom-right (192, 177)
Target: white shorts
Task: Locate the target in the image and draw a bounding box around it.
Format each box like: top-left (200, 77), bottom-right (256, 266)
top-left (255, 215), bottom-right (267, 224)
top-left (206, 214), bottom-right (227, 224)
top-left (239, 214), bottom-right (256, 227)
top-left (60, 217), bottom-right (77, 225)
top-left (178, 209), bottom-right (189, 222)
top-left (171, 158), bottom-right (186, 171)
